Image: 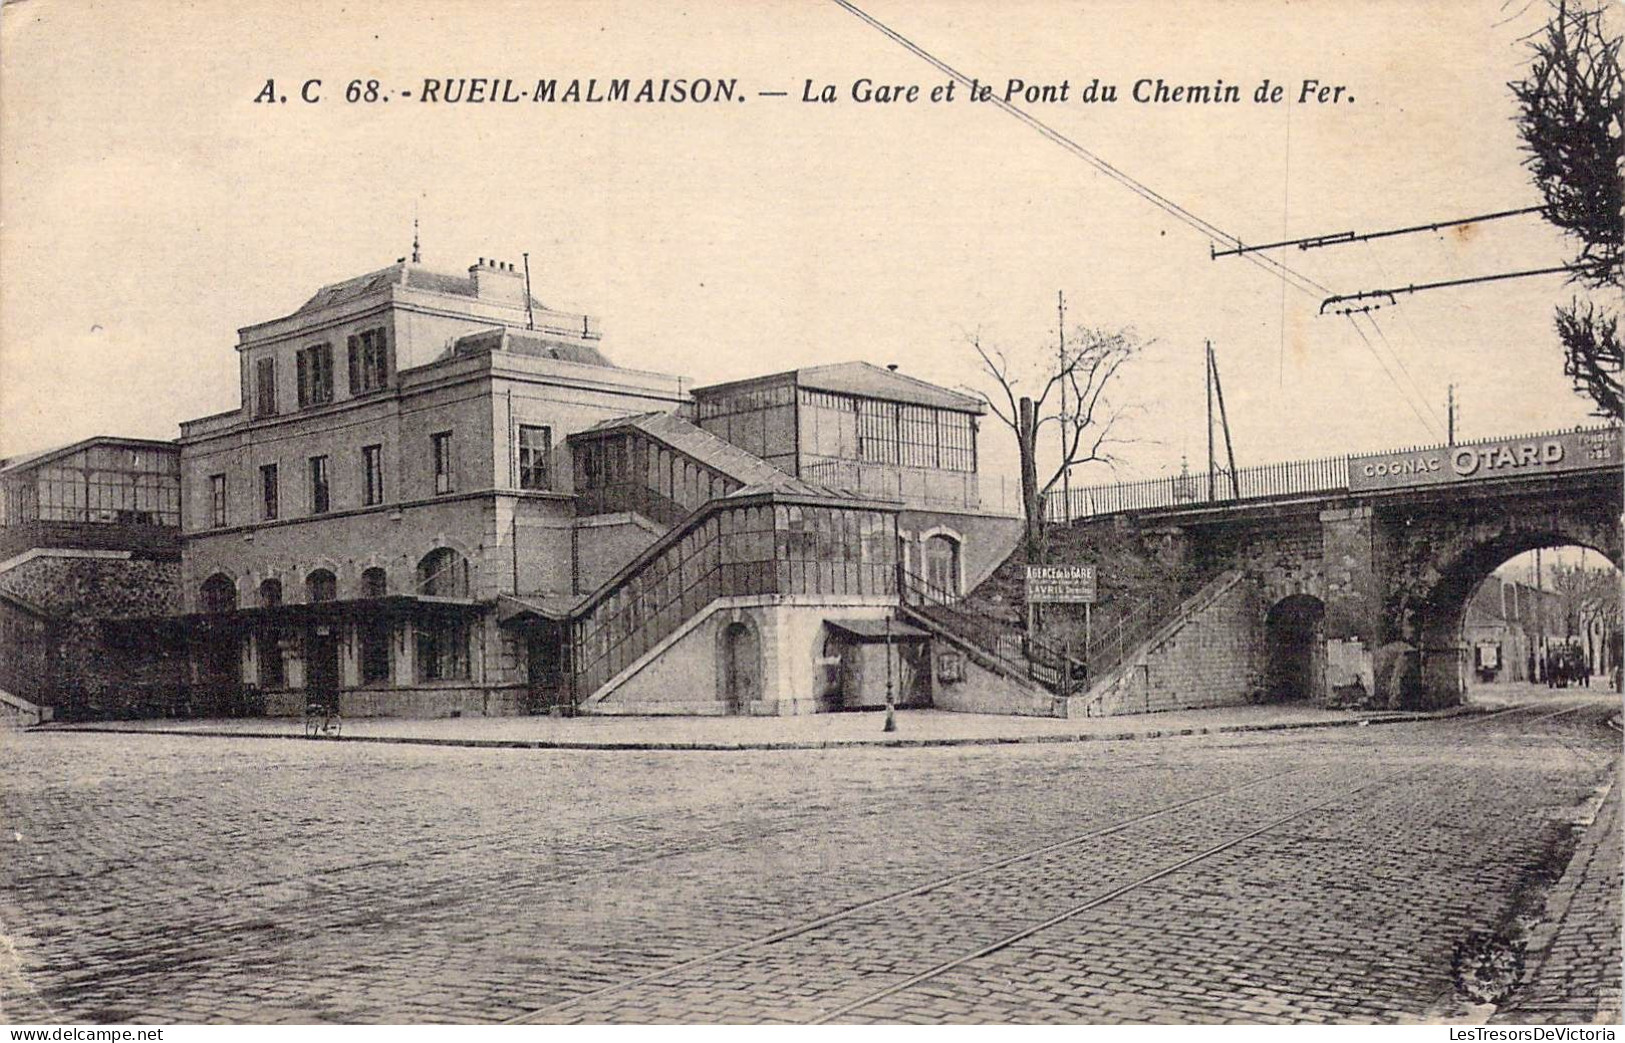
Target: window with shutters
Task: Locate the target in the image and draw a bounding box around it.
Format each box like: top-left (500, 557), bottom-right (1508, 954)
top-left (209, 474), bottom-right (227, 528)
top-left (309, 455), bottom-right (330, 514)
top-left (362, 444), bottom-right (384, 505)
top-left (347, 327), bottom-right (389, 395)
top-left (432, 432), bottom-right (454, 494)
top-left (260, 463), bottom-right (278, 520)
top-left (254, 357), bottom-right (278, 417)
top-left (296, 344), bottom-right (334, 407)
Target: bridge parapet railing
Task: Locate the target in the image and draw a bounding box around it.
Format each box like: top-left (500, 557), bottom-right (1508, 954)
top-left (1049, 455), bottom-right (1349, 523)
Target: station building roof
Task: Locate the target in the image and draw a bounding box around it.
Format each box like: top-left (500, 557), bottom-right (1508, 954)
top-left (692, 361), bottom-right (985, 414)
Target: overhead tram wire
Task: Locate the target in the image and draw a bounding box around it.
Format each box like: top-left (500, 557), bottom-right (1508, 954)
top-left (1345, 313), bottom-right (1444, 438)
top-left (1350, 311), bottom-right (1443, 437)
top-left (1211, 205), bottom-right (1549, 258)
top-left (1364, 313), bottom-right (1448, 433)
top-left (1359, 241), bottom-right (1450, 433)
top-left (826, 0), bottom-right (1333, 300)
top-left (1320, 264), bottom-right (1583, 314)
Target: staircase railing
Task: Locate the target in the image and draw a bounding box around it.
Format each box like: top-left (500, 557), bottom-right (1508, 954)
top-left (1081, 590), bottom-right (1180, 682)
top-left (899, 568), bottom-right (1084, 695)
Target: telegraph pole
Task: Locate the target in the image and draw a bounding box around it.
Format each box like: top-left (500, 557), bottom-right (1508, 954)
top-left (1210, 343), bottom-right (1240, 498)
top-left (1058, 291), bottom-right (1069, 519)
top-left (1206, 341), bottom-right (1216, 501)
top-left (1447, 384), bottom-right (1456, 445)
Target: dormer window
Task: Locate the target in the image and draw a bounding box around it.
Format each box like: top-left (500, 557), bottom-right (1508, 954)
top-left (296, 343), bottom-right (334, 408)
top-left (348, 327), bottom-right (389, 395)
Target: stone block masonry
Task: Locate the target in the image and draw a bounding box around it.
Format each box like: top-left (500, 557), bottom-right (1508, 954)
top-left (0, 553), bottom-right (186, 718)
top-left (1088, 573), bottom-right (1265, 717)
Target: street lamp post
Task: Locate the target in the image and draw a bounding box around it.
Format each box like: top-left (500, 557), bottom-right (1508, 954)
top-left (884, 616), bottom-right (897, 733)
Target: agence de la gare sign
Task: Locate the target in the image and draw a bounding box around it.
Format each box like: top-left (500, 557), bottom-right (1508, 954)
top-left (1348, 426), bottom-right (1621, 493)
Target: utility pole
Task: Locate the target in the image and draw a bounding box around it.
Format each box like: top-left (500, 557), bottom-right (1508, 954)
top-left (1208, 342), bottom-right (1240, 498)
top-left (1447, 384), bottom-right (1456, 445)
top-left (1206, 341), bottom-right (1216, 501)
top-left (1058, 291), bottom-right (1069, 520)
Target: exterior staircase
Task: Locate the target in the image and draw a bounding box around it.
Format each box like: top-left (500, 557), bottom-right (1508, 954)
top-left (898, 568), bottom-right (1082, 699)
top-left (1069, 568), bottom-right (1250, 715)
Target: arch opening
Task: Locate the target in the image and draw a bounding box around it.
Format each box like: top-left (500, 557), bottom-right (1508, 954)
top-left (200, 573), bottom-right (237, 614)
top-left (417, 548), bottom-right (470, 598)
top-left (718, 619), bottom-right (760, 714)
top-left (1264, 594), bottom-right (1326, 702)
top-left (1457, 544), bottom-right (1621, 698)
top-left (305, 569), bottom-right (337, 604)
top-left (1414, 535), bottom-right (1622, 707)
top-left (360, 567), bottom-right (388, 598)
top-left (922, 533), bottom-right (961, 599)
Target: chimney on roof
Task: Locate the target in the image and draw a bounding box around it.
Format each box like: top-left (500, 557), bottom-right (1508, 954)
top-left (469, 257), bottom-right (527, 308)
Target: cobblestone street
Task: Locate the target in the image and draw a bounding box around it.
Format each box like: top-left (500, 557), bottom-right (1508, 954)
top-left (2, 695), bottom-right (1618, 1025)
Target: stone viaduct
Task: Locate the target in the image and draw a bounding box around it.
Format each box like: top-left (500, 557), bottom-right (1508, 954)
top-left (976, 426), bottom-right (1622, 713)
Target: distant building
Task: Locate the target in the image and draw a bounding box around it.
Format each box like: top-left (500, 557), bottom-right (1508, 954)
top-left (1462, 575), bottom-right (1563, 684)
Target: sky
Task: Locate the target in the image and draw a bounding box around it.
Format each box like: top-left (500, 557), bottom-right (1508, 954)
top-left (0, 0), bottom-right (1610, 505)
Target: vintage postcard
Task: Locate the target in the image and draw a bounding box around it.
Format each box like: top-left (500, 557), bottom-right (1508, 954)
top-left (1, 0), bottom-right (1619, 1030)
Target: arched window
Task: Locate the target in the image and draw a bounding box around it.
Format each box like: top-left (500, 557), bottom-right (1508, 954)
top-left (360, 567), bottom-right (388, 598)
top-left (923, 534), bottom-right (960, 597)
top-left (306, 568), bottom-right (338, 603)
top-left (416, 547), bottom-right (469, 598)
top-left (200, 573), bottom-right (237, 614)
top-left (259, 578), bottom-right (283, 608)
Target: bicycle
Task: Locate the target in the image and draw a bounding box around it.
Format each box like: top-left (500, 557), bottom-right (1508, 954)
top-left (303, 700), bottom-right (342, 738)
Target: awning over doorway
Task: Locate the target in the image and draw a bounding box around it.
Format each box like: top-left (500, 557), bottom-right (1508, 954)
top-left (823, 618), bottom-right (931, 643)
top-left (496, 593), bottom-right (587, 626)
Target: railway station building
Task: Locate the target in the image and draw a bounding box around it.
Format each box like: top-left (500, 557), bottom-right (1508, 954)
top-left (160, 255), bottom-right (1021, 718)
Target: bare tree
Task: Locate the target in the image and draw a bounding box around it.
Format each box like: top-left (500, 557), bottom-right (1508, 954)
top-left (1548, 560), bottom-right (1620, 638)
top-left (1510, 0), bottom-right (1624, 417)
top-left (970, 324), bottom-right (1142, 562)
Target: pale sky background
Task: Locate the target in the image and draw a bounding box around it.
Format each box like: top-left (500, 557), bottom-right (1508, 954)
top-left (0, 0), bottom-right (1609, 508)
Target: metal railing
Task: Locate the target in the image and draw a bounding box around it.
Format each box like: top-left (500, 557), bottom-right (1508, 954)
top-left (1047, 423), bottom-right (1622, 523)
top-left (1050, 456), bottom-right (1348, 522)
top-left (899, 568), bottom-right (1083, 695)
top-left (1078, 592), bottom-right (1176, 683)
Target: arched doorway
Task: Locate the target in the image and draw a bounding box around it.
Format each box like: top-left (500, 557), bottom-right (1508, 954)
top-left (195, 573), bottom-right (241, 715)
top-left (718, 620), bottom-right (760, 714)
top-left (1265, 594), bottom-right (1325, 702)
top-left (923, 533), bottom-right (960, 598)
top-left (357, 568), bottom-right (391, 686)
top-left (303, 569), bottom-right (341, 708)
